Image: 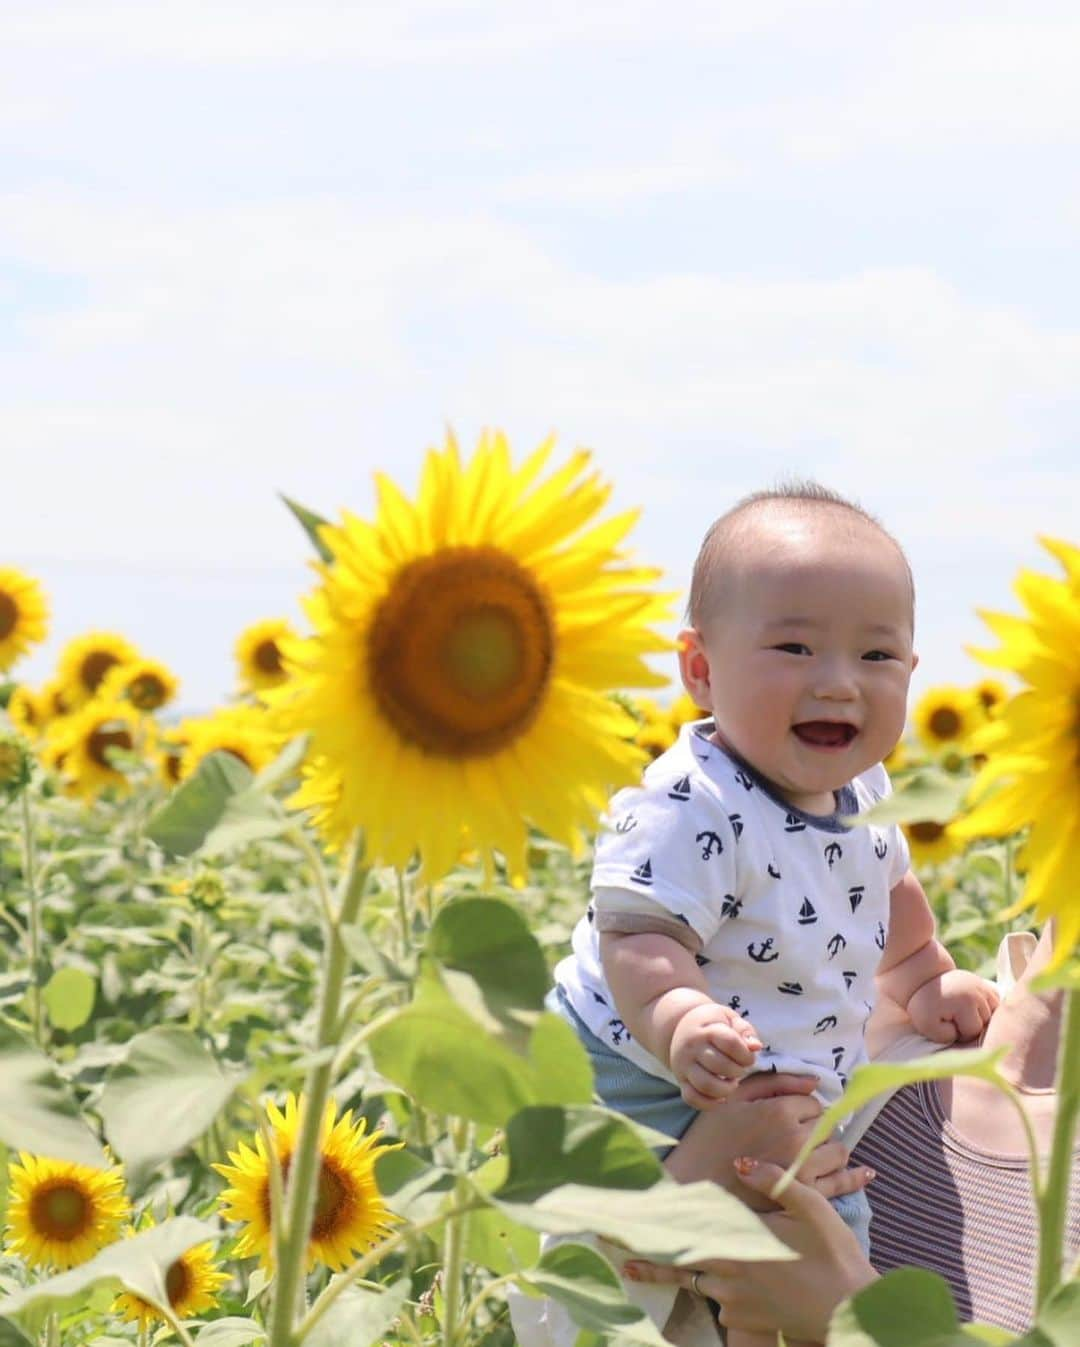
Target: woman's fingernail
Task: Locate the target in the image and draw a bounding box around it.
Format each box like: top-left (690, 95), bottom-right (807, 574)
top-left (624, 1263), bottom-right (641, 1281)
top-left (734, 1156), bottom-right (758, 1176)
top-left (863, 1168), bottom-right (876, 1182)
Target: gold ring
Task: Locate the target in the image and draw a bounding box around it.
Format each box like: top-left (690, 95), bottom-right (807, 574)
top-left (690, 1269), bottom-right (705, 1298)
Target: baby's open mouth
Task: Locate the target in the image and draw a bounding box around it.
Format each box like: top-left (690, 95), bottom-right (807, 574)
top-left (792, 721), bottom-right (858, 748)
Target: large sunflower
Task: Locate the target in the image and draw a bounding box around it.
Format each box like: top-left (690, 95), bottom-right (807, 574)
top-left (0, 568), bottom-right (49, 673)
top-left (273, 432), bottom-right (672, 878)
top-left (179, 705), bottom-right (281, 780)
top-left (99, 657), bottom-right (179, 713)
top-left (235, 618), bottom-right (297, 693)
top-left (57, 631), bottom-right (140, 708)
top-left (214, 1093), bottom-right (401, 1271)
top-left (913, 684), bottom-right (982, 753)
top-left (43, 697), bottom-right (147, 800)
top-left (951, 537), bottom-right (1080, 966)
top-left (5, 1154), bottom-right (129, 1270)
top-left (114, 1223), bottom-right (229, 1329)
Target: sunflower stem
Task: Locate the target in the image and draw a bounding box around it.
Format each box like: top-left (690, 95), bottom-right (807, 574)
top-left (254, 1095), bottom-right (290, 1278)
top-left (441, 1119), bottom-right (474, 1347)
top-left (1035, 988), bottom-right (1080, 1309)
top-left (20, 791), bottom-right (43, 1047)
top-left (455, 1272), bottom-right (517, 1341)
top-left (43, 1312), bottom-right (58, 1347)
top-left (267, 833), bottom-right (366, 1347)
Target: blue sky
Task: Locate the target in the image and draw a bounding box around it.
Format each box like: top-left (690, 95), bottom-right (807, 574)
top-left (4, 2), bottom-right (1079, 711)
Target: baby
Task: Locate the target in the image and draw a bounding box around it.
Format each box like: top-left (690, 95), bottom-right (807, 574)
top-left (552, 483), bottom-right (997, 1342)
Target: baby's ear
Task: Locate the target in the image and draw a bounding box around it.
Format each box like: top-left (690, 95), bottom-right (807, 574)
top-left (910, 651), bottom-right (920, 673)
top-left (677, 628), bottom-right (712, 702)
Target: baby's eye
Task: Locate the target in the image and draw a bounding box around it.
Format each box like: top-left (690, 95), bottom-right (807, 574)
top-left (862, 650), bottom-right (896, 662)
top-left (773, 642), bottom-right (812, 656)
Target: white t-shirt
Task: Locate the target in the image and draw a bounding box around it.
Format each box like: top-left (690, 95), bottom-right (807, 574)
top-left (554, 720), bottom-right (910, 1108)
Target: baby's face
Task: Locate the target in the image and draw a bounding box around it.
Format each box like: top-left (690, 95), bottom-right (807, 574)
top-left (681, 516), bottom-right (916, 813)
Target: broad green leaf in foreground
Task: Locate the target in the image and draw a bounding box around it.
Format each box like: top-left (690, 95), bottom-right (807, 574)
top-left (494, 1179), bottom-right (794, 1265)
top-left (42, 967), bottom-right (96, 1032)
top-left (146, 751), bottom-right (289, 858)
top-left (427, 895), bottom-right (551, 1014)
top-left (497, 1106), bottom-right (663, 1203)
top-left (1010, 1277), bottom-right (1080, 1346)
top-left (0, 1217), bottom-right (218, 1336)
top-left (305, 1279), bottom-right (409, 1347)
top-left (522, 1242), bottom-right (669, 1346)
top-left (192, 1318), bottom-right (267, 1346)
top-left (780, 1047), bottom-right (1008, 1195)
top-left (826, 1267), bottom-right (1016, 1345)
top-left (0, 1022), bottom-right (105, 1167)
top-left (98, 1026), bottom-right (244, 1189)
top-left (0, 1322), bottom-right (32, 1346)
top-left (854, 768), bottom-right (970, 827)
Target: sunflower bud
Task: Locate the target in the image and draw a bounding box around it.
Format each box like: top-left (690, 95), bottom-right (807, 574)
top-left (190, 871), bottom-right (228, 912)
top-left (0, 731), bottom-right (32, 798)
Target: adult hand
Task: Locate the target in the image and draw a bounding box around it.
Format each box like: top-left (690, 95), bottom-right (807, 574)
top-left (624, 1159), bottom-right (878, 1342)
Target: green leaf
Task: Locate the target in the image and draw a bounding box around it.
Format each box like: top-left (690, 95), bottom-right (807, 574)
top-left (146, 751), bottom-right (289, 858)
top-left (428, 896), bottom-right (550, 1013)
top-left (781, 1047), bottom-right (1009, 1195)
top-left (305, 1278), bottom-right (409, 1347)
top-left (498, 1107), bottom-right (663, 1203)
top-left (463, 1202), bottom-right (541, 1276)
top-left (827, 1268), bottom-right (963, 1345)
top-left (1011, 1277), bottom-right (1080, 1346)
top-left (524, 1242), bottom-right (669, 1346)
top-left (0, 1216), bottom-right (218, 1336)
top-left (42, 967), bottom-right (96, 1032)
top-left (854, 769), bottom-right (969, 827)
top-left (255, 734), bottom-right (310, 792)
top-left (374, 1148), bottom-right (455, 1221)
top-left (0, 1322), bottom-right (32, 1346)
top-left (193, 1319), bottom-right (268, 1346)
top-left (98, 1027), bottom-right (243, 1189)
top-left (0, 1021), bottom-right (105, 1167)
top-left (495, 1179), bottom-right (794, 1264)
top-left (280, 493), bottom-right (334, 563)
top-left (340, 923), bottom-right (407, 983)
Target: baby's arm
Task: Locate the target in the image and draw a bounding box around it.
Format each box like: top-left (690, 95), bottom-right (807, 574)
top-left (600, 930), bottom-right (762, 1109)
top-left (877, 869), bottom-right (998, 1043)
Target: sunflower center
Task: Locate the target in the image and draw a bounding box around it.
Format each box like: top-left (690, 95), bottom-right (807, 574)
top-left (165, 1256), bottom-right (191, 1307)
top-left (908, 821), bottom-right (945, 843)
top-left (978, 688), bottom-right (998, 711)
top-left (128, 674), bottom-right (167, 711)
top-left (88, 726), bottom-right (134, 769)
top-left (928, 707), bottom-right (961, 739)
top-left (311, 1157), bottom-right (351, 1238)
top-left (81, 651), bottom-right (121, 693)
top-left (254, 640), bottom-right (284, 674)
top-left (223, 746), bottom-right (252, 768)
top-left (367, 546), bottom-right (554, 759)
top-left (29, 1182), bottom-right (92, 1241)
top-left (0, 593), bottom-right (17, 640)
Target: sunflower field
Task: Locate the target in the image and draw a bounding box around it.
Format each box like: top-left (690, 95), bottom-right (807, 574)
top-left (0, 436), bottom-right (1077, 1347)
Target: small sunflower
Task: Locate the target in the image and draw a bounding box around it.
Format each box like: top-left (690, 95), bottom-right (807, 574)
top-left (99, 657), bottom-right (179, 713)
top-left (972, 676), bottom-right (1009, 719)
top-left (43, 697), bottom-right (147, 801)
top-left (913, 684), bottom-right (982, 753)
top-left (903, 819), bottom-right (966, 869)
top-left (5, 1154), bottom-right (129, 1270)
top-left (214, 1093), bottom-right (401, 1271)
top-left (235, 618), bottom-right (297, 693)
top-left (0, 568), bottom-right (49, 673)
top-left (41, 676), bottom-right (74, 720)
top-left (179, 705), bottom-right (281, 780)
top-left (114, 1223), bottom-right (228, 1329)
top-left (271, 431), bottom-right (673, 878)
top-left (6, 685), bottom-right (47, 741)
top-left (951, 537), bottom-right (1080, 967)
top-left (57, 631), bottom-right (140, 708)
top-left (158, 723), bottom-right (190, 786)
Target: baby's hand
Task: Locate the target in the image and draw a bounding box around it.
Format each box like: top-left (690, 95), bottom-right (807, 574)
top-left (907, 968), bottom-right (1000, 1044)
top-left (669, 1001), bottom-right (762, 1109)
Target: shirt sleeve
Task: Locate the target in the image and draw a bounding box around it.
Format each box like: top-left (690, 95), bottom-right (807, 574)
top-left (860, 762), bottom-right (912, 888)
top-left (591, 774), bottom-right (739, 947)
top-left (593, 886), bottom-right (704, 953)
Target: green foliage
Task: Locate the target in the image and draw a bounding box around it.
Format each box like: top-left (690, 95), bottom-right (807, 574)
top-left (146, 750), bottom-right (289, 857)
top-left (0, 1022), bottom-right (105, 1167)
top-left (42, 966), bottom-right (95, 1031)
top-left (522, 1242), bottom-right (668, 1345)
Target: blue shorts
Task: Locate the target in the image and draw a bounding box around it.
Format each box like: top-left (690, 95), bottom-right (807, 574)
top-left (551, 984), bottom-right (872, 1256)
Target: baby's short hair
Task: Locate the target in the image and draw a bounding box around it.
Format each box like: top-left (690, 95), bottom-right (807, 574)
top-left (686, 480), bottom-right (912, 628)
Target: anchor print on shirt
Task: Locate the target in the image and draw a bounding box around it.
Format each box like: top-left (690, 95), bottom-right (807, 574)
top-left (784, 813), bottom-right (806, 833)
top-left (824, 841), bottom-right (843, 869)
top-left (696, 830), bottom-right (724, 861)
top-left (607, 1017), bottom-right (629, 1047)
top-left (848, 885), bottom-right (865, 914)
top-left (614, 812), bottom-right (638, 834)
top-left (797, 897), bottom-right (818, 926)
top-left (734, 768), bottom-right (755, 790)
top-left (874, 920), bottom-right (886, 950)
top-left (728, 812), bottom-right (744, 839)
top-left (814, 1014), bottom-right (838, 1034)
top-left (728, 994), bottom-right (744, 1013)
top-left (767, 862), bottom-right (782, 880)
top-left (826, 932), bottom-right (848, 960)
top-left (720, 894), bottom-right (743, 919)
top-left (748, 937), bottom-right (780, 963)
top-left (668, 775), bottom-right (691, 802)
top-left (631, 858), bottom-right (653, 886)
top-left (874, 835), bottom-right (888, 859)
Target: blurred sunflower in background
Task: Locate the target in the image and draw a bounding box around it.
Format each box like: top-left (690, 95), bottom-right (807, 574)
top-left (57, 631), bottom-right (139, 709)
top-left (235, 618), bottom-right (297, 693)
top-left (5, 1154), bottom-right (129, 1270)
top-left (904, 818), bottom-right (966, 869)
top-left (113, 1225), bottom-right (229, 1330)
top-left (952, 537), bottom-right (1080, 966)
top-left (179, 704), bottom-right (281, 779)
top-left (6, 685), bottom-right (47, 741)
top-left (100, 656), bottom-right (179, 713)
top-left (214, 1094), bottom-right (400, 1271)
top-left (0, 567), bottom-right (49, 673)
top-left (913, 684), bottom-right (982, 753)
top-left (272, 431), bottom-right (673, 879)
top-left (44, 698), bottom-right (147, 800)
top-left (972, 676), bottom-right (1008, 719)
